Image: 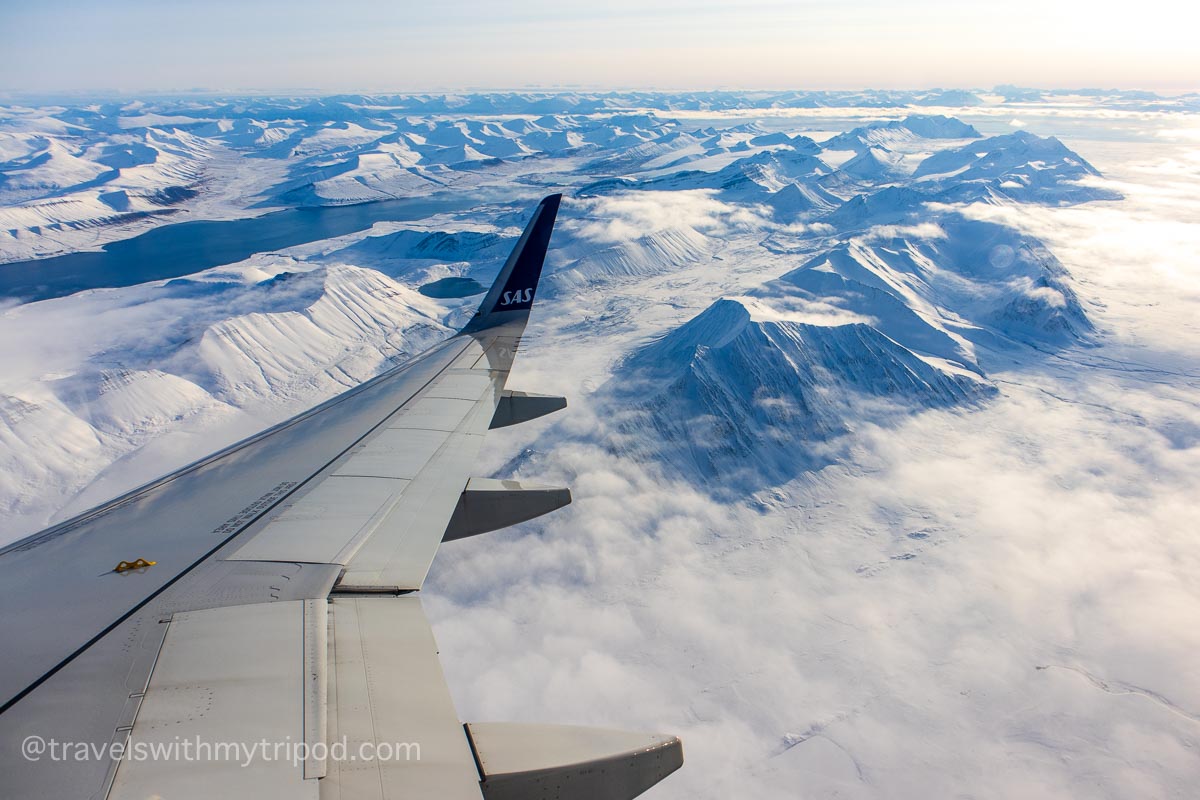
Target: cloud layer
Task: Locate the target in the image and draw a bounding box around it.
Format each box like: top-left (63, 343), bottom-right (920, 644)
top-left (425, 129), bottom-right (1200, 797)
top-left (1, 98), bottom-right (1196, 797)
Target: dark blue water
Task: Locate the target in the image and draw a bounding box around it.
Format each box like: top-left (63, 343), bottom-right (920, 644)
top-left (0, 192), bottom-right (492, 303)
top-left (417, 276), bottom-right (486, 298)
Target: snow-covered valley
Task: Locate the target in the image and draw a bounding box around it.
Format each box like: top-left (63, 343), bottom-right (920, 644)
top-left (2, 90), bottom-right (1198, 798)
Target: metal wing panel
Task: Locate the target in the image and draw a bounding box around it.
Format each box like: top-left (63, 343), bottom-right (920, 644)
top-left (107, 601), bottom-right (317, 800)
top-left (228, 477), bottom-right (408, 564)
top-left (0, 337), bottom-right (468, 713)
top-left (332, 428), bottom-right (452, 479)
top-left (321, 597), bottom-right (483, 800)
top-left (387, 397), bottom-right (479, 431)
top-left (220, 327), bottom-right (514, 574)
top-left (334, 429), bottom-right (488, 590)
top-left (104, 596), bottom-right (485, 800)
top-left (333, 326), bottom-right (524, 589)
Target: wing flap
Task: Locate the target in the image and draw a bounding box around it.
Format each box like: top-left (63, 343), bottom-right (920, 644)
top-left (108, 601), bottom-right (317, 800)
top-left (323, 597), bottom-right (483, 800)
top-left (108, 597), bottom-right (484, 800)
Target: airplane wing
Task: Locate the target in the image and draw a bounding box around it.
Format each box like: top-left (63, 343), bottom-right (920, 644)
top-left (0, 195), bottom-right (683, 800)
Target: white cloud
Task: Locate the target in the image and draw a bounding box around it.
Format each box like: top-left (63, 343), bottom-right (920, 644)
top-left (423, 124), bottom-right (1200, 798)
top-left (855, 222), bottom-right (947, 242)
top-left (429, 350), bottom-right (1200, 798)
top-left (779, 221), bottom-right (835, 236)
top-left (1154, 127), bottom-right (1200, 141)
top-left (1008, 276), bottom-right (1068, 308)
top-left (950, 144), bottom-right (1200, 362)
top-left (571, 190), bottom-right (769, 244)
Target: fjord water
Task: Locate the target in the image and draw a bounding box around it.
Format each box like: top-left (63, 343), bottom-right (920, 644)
top-left (0, 192), bottom-right (488, 302)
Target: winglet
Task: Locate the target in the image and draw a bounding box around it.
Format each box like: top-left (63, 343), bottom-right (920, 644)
top-left (461, 194), bottom-right (562, 334)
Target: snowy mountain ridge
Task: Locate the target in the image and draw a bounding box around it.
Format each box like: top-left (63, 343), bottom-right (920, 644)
top-left (605, 296), bottom-right (993, 486)
top-left (2, 92), bottom-right (1198, 800)
top-left (0, 103), bottom-right (1115, 522)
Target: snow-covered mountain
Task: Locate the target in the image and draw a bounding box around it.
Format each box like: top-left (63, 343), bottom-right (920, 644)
top-left (2, 91), bottom-right (1196, 800)
top-left (822, 114), bottom-right (981, 152)
top-left (0, 98), bottom-right (1125, 262)
top-left (0, 262), bottom-right (449, 526)
top-left (0, 97), bottom-right (1116, 521)
top-left (792, 215), bottom-right (1093, 350)
top-left (912, 130), bottom-right (1121, 203)
top-left (606, 296), bottom-right (992, 486)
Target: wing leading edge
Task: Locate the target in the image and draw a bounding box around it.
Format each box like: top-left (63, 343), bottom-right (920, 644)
top-left (0, 194), bottom-right (683, 800)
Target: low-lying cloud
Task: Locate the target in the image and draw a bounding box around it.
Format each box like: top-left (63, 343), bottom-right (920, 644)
top-left (424, 131), bottom-right (1200, 798)
top-left (572, 190), bottom-right (769, 244)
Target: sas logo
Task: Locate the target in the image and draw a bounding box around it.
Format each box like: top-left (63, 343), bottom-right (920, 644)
top-left (499, 288), bottom-right (534, 306)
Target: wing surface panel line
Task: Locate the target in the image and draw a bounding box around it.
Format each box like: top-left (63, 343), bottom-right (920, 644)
top-left (0, 337), bottom-right (478, 715)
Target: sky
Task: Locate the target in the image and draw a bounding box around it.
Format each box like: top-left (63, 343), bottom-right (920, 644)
top-left (1, 0), bottom-right (1197, 95)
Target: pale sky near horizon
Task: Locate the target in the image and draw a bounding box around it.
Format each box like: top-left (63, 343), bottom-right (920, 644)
top-left (1, 0), bottom-right (1195, 95)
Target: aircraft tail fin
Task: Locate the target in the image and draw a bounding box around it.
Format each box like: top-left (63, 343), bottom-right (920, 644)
top-left (461, 193), bottom-right (561, 334)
